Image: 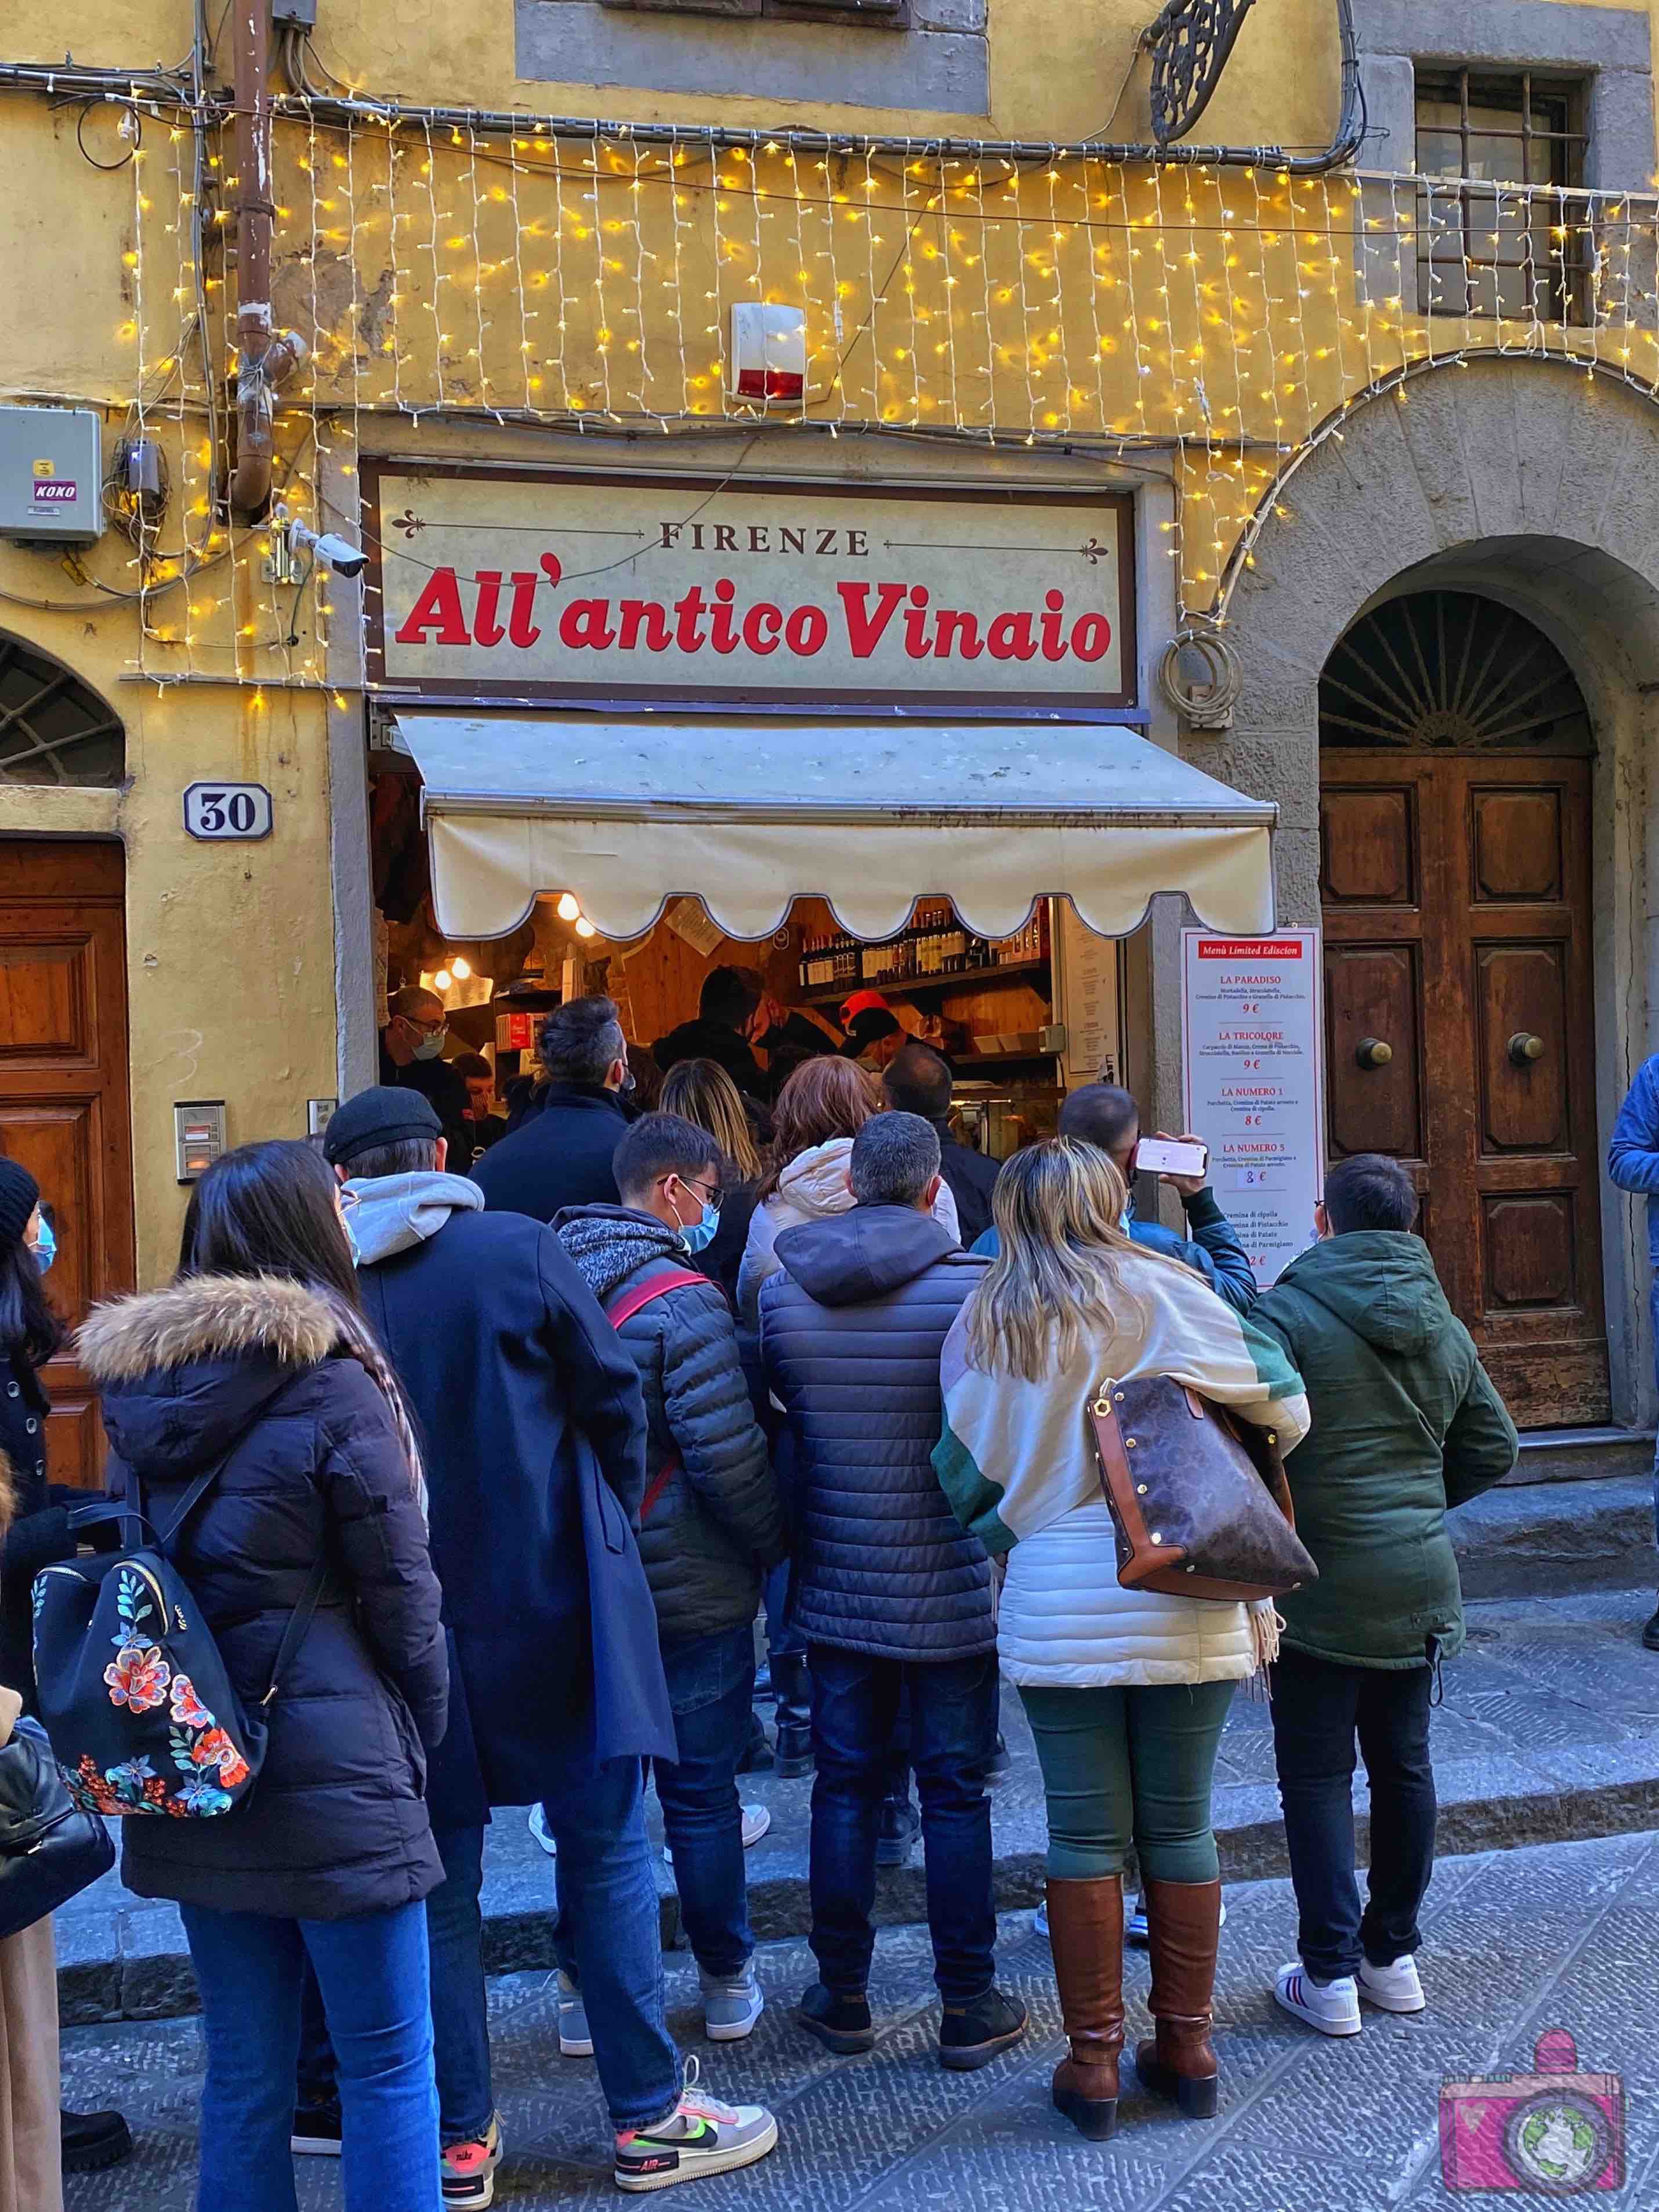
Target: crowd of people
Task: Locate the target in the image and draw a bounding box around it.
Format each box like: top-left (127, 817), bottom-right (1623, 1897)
top-left (0, 974), bottom-right (1523, 2211)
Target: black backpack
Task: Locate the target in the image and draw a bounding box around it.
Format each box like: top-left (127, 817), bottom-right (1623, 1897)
top-left (32, 1457), bottom-right (324, 1820)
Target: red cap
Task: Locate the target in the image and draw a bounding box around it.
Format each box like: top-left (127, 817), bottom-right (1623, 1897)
top-left (839, 988), bottom-right (891, 1025)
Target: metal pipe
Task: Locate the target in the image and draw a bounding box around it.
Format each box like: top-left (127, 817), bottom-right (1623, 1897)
top-left (229, 0), bottom-right (276, 517)
top-left (1, 0), bottom-right (1364, 173)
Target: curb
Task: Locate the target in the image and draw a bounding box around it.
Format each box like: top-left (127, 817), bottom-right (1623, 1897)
top-left (57, 1774), bottom-right (1659, 2027)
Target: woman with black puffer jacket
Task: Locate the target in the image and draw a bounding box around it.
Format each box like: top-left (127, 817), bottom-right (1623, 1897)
top-left (74, 1141), bottom-right (448, 2212)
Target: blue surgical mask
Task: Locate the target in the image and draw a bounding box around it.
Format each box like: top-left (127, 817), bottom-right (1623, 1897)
top-left (1118, 1203), bottom-right (1133, 1235)
top-left (27, 1217), bottom-right (55, 1275)
top-left (411, 1027), bottom-right (448, 1063)
top-left (341, 1209), bottom-right (361, 1266)
top-left (679, 1198), bottom-right (720, 1256)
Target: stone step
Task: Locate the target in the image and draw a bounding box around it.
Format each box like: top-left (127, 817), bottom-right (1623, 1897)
top-left (54, 1586), bottom-right (1659, 2025)
top-left (1451, 1470), bottom-right (1653, 1597)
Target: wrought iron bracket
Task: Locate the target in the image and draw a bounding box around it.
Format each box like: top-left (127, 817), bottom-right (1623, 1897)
top-left (1144, 0), bottom-right (1259, 148)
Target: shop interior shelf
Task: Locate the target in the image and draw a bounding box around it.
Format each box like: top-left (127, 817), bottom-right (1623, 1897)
top-left (796, 955), bottom-right (1050, 1009)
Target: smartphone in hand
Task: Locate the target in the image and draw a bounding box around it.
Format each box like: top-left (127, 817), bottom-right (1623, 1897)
top-left (1135, 1137), bottom-right (1208, 1179)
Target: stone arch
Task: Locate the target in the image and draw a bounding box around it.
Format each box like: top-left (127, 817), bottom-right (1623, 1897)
top-left (1205, 355), bottom-right (1659, 1426)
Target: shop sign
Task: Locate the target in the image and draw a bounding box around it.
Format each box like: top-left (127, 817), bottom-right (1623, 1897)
top-left (363, 465), bottom-right (1135, 715)
top-left (1180, 931), bottom-right (1324, 1287)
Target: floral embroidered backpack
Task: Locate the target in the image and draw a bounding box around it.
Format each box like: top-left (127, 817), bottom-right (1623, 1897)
top-left (31, 1455), bottom-right (325, 1820)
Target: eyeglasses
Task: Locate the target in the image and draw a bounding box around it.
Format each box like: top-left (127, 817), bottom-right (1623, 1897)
top-left (675, 1176), bottom-right (724, 1213)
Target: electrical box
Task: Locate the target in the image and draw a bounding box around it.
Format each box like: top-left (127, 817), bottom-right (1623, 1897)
top-left (174, 1101), bottom-right (227, 1184)
top-left (272, 0), bottom-right (318, 21)
top-left (0, 407), bottom-right (104, 545)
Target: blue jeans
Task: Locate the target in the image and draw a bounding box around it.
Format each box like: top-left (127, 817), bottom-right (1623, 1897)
top-left (549, 1757), bottom-right (682, 2133)
top-left (807, 1643), bottom-right (999, 2003)
top-left (655, 1626), bottom-right (756, 1981)
top-left (1270, 1649), bottom-right (1436, 1982)
top-left (293, 1826), bottom-right (492, 2148)
top-left (181, 1898), bottom-right (439, 2212)
top-left (425, 1826), bottom-right (492, 2145)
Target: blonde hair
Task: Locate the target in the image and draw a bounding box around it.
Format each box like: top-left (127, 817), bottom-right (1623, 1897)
top-left (660, 1058), bottom-right (762, 1183)
top-left (963, 1136), bottom-right (1193, 1383)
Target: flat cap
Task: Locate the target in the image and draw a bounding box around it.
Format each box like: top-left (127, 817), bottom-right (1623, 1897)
top-left (323, 1085), bottom-right (443, 1168)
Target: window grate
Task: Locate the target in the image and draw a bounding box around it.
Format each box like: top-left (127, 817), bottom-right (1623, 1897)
top-left (0, 633), bottom-right (126, 788)
top-left (1414, 67), bottom-right (1589, 325)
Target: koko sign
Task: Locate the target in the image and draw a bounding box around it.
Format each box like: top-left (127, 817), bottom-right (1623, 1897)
top-left (363, 464), bottom-right (1135, 715)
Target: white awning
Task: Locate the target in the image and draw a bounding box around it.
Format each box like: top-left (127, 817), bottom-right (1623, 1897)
top-left (393, 711), bottom-right (1277, 942)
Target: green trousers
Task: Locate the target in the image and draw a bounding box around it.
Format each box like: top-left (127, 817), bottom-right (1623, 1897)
top-left (1018, 1680), bottom-right (1237, 1884)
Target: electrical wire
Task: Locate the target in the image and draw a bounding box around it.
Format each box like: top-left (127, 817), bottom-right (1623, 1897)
top-left (73, 97), bottom-right (136, 170)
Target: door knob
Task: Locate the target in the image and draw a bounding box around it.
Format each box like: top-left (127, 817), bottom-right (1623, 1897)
top-left (1355, 1037), bottom-right (1393, 1069)
top-left (1509, 1032), bottom-right (1545, 1065)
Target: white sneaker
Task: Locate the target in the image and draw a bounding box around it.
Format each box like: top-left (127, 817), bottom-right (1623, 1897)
top-left (1358, 1954), bottom-right (1425, 2014)
top-left (528, 1803), bottom-right (556, 1856)
top-left (664, 1804), bottom-right (770, 1867)
top-left (1273, 1963), bottom-right (1361, 2037)
top-left (556, 1971), bottom-right (594, 2058)
top-left (613, 2056), bottom-right (778, 2192)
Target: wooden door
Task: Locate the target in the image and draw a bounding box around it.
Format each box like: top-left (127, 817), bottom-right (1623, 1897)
top-left (1320, 755), bottom-right (1606, 1428)
top-left (0, 839), bottom-right (135, 1485)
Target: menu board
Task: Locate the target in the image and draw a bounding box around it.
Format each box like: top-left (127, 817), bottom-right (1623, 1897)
top-left (1180, 931), bottom-right (1324, 1286)
top-left (1057, 898), bottom-right (1122, 1086)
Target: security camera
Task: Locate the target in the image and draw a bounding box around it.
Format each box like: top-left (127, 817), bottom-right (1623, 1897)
top-left (284, 516), bottom-right (368, 580)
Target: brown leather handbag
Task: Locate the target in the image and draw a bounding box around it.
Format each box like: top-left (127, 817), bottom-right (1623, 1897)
top-left (1089, 1375), bottom-right (1317, 1602)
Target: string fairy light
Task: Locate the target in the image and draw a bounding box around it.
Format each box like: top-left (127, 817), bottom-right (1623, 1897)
top-left (20, 68), bottom-right (1659, 684)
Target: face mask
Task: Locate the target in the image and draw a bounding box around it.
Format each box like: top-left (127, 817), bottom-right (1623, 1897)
top-left (617, 1066), bottom-right (636, 1097)
top-left (410, 1025), bottom-right (448, 1062)
top-left (341, 1208), bottom-right (361, 1266)
top-left (27, 1217), bottom-right (55, 1275)
top-left (674, 1186), bottom-right (720, 1254)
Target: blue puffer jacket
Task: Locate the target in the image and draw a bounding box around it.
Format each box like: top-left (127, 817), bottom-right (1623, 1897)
top-left (759, 1206), bottom-right (992, 1662)
top-left (1609, 1053), bottom-right (1659, 1267)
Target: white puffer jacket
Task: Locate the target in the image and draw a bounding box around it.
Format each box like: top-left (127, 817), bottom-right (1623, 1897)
top-left (998, 1499), bottom-right (1260, 1689)
top-left (737, 1136), bottom-right (959, 1327)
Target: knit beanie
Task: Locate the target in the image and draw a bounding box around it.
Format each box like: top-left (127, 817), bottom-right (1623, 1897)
top-left (0, 1157), bottom-right (40, 1250)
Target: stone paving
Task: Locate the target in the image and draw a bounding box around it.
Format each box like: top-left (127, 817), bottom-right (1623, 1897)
top-left (55, 1585), bottom-right (1659, 2022)
top-left (63, 1824), bottom-right (1659, 2210)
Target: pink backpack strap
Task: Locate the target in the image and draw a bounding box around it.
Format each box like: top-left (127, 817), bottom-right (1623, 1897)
top-left (602, 1268), bottom-right (712, 1520)
top-left (603, 1268), bottom-right (712, 1330)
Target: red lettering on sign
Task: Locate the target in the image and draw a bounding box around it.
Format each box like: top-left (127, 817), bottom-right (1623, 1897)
top-left (784, 604), bottom-right (829, 656)
top-left (559, 599), bottom-right (617, 651)
top-left (472, 572), bottom-right (506, 648)
top-left (932, 610), bottom-right (983, 660)
top-left (741, 603), bottom-right (783, 655)
top-left (709, 580), bottom-right (741, 657)
top-left (506, 573), bottom-right (542, 649)
top-left (986, 611), bottom-right (1038, 662)
top-left (1070, 612), bottom-right (1112, 662)
top-left (617, 599), bottom-right (672, 653)
top-left (394, 567), bottom-right (471, 646)
top-left (837, 581), bottom-right (908, 659)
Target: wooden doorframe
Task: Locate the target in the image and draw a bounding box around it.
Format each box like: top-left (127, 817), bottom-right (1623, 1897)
top-left (0, 836), bottom-right (135, 1485)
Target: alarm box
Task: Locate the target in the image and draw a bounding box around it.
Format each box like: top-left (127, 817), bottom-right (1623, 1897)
top-left (0, 407), bottom-right (105, 545)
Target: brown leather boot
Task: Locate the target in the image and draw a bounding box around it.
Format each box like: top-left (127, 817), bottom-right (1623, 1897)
top-left (1043, 1875), bottom-right (1125, 2140)
top-left (1133, 1876), bottom-right (1222, 2119)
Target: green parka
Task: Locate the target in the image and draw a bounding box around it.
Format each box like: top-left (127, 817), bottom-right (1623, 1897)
top-left (1250, 1231), bottom-right (1519, 1669)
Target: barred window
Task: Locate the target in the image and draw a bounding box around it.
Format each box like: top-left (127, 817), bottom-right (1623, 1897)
top-left (1415, 69), bottom-right (1588, 324)
top-left (0, 633), bottom-right (125, 787)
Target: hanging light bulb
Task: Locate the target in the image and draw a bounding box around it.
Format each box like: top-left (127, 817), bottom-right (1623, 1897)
top-left (574, 917), bottom-right (596, 939)
top-left (432, 968), bottom-right (452, 991)
top-left (556, 893), bottom-right (581, 921)
top-left (451, 956), bottom-right (472, 980)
